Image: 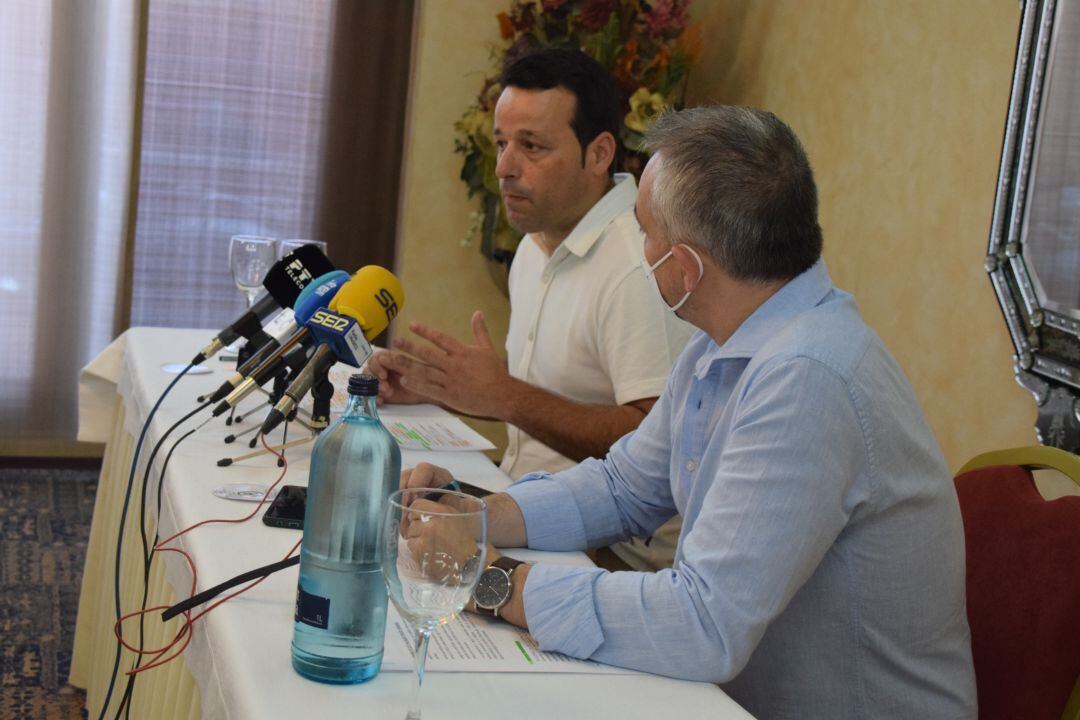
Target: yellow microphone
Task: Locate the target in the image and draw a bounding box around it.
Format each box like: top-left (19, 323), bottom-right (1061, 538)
top-left (329, 265), bottom-right (404, 340)
top-left (258, 265), bottom-right (404, 436)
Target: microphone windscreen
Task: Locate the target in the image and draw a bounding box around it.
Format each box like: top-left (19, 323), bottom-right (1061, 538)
top-left (263, 244), bottom-right (336, 308)
top-left (293, 270), bottom-right (351, 323)
top-left (329, 266), bottom-right (404, 340)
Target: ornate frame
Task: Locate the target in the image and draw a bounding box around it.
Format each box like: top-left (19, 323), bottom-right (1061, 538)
top-left (988, 0), bottom-right (1080, 452)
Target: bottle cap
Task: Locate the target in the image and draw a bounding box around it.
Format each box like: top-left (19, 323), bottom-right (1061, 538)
top-left (347, 373), bottom-right (379, 396)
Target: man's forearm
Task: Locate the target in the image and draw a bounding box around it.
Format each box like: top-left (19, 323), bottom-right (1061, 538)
top-left (485, 491), bottom-right (529, 547)
top-left (499, 377), bottom-right (653, 462)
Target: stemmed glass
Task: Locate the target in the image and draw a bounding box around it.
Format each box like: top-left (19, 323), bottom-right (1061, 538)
top-left (381, 489), bottom-right (487, 720)
top-left (278, 238), bottom-right (328, 260)
top-left (228, 235), bottom-right (277, 308)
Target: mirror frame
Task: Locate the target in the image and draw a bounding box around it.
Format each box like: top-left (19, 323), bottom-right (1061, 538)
top-left (988, 0), bottom-right (1080, 452)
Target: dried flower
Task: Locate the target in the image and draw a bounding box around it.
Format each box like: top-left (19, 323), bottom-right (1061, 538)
top-left (580, 0), bottom-right (618, 31)
top-left (624, 87), bottom-right (667, 133)
top-left (497, 12), bottom-right (515, 40)
top-left (645, 0), bottom-right (690, 37)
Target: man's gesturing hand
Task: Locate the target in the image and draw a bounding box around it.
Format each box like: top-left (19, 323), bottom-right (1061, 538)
top-left (364, 349), bottom-right (428, 406)
top-left (382, 311), bottom-right (519, 420)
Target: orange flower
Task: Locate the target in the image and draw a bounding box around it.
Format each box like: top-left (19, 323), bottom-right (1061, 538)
top-left (618, 38), bottom-right (639, 77)
top-left (497, 12), bottom-right (514, 40)
top-left (655, 45), bottom-right (670, 71)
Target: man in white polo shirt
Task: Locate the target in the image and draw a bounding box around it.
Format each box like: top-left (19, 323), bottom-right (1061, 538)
top-left (368, 48), bottom-right (692, 570)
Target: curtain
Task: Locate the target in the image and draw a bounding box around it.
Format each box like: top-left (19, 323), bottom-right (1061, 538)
top-left (1, 0), bottom-right (140, 455)
top-left (0, 0), bottom-right (414, 455)
top-left (127, 0), bottom-right (336, 330)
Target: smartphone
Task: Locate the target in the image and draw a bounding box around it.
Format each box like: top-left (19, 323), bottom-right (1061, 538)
top-left (262, 485), bottom-right (307, 530)
top-left (261, 481), bottom-right (490, 531)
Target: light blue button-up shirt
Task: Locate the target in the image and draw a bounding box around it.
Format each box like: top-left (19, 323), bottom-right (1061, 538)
top-left (505, 261), bottom-right (976, 719)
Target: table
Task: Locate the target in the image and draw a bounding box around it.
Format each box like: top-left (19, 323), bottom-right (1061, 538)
top-left (71, 328), bottom-right (753, 719)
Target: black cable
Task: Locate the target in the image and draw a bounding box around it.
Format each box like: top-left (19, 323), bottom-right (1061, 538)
top-left (114, 414), bottom-right (207, 719)
top-left (161, 555), bottom-right (300, 622)
top-left (96, 361), bottom-right (197, 720)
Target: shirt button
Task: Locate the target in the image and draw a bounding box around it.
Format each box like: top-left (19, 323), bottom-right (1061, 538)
top-left (528, 331), bottom-right (534, 341)
top-left (685, 460), bottom-right (696, 471)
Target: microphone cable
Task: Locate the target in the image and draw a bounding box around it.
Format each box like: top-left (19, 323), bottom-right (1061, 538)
top-left (114, 413), bottom-right (209, 720)
top-left (160, 555), bottom-right (300, 621)
top-left (96, 360), bottom-right (201, 720)
top-left (110, 434), bottom-right (301, 679)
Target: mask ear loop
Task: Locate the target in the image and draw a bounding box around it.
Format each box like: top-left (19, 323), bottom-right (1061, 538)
top-left (643, 249), bottom-right (673, 278)
top-left (669, 245), bottom-right (705, 313)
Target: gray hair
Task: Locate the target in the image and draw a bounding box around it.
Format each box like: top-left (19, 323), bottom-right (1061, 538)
top-left (644, 106), bottom-right (823, 282)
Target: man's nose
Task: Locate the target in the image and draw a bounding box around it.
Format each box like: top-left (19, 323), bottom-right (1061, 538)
top-left (495, 145), bottom-right (518, 180)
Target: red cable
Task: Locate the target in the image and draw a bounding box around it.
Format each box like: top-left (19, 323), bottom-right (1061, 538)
top-left (114, 433), bottom-right (302, 676)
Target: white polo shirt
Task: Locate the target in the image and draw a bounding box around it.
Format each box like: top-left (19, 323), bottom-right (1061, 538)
top-left (500, 174), bottom-right (693, 568)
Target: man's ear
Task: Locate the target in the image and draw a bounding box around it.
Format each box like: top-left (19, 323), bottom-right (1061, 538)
top-left (584, 131), bottom-right (616, 177)
top-left (670, 243), bottom-right (705, 293)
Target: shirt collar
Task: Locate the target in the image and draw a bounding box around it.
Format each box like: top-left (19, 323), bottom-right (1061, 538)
top-left (533, 173), bottom-right (637, 260)
top-left (694, 259), bottom-right (834, 376)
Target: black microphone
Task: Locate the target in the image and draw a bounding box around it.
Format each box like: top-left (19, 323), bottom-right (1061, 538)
top-left (259, 345), bottom-right (338, 435)
top-left (211, 336), bottom-right (315, 416)
top-left (192, 245), bottom-right (335, 364)
top-left (205, 323), bottom-right (302, 405)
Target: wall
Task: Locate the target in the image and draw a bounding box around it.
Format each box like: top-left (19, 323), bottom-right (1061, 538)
top-left (398, 1), bottom-right (1039, 470)
top-left (686, 1), bottom-right (1035, 471)
top-left (394, 0), bottom-right (513, 454)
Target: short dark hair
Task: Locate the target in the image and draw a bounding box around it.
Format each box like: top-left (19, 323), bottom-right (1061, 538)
top-left (645, 106), bottom-right (823, 282)
top-left (500, 47), bottom-right (620, 172)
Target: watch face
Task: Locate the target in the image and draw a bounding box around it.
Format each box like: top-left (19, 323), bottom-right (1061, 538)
top-left (473, 567), bottom-right (511, 609)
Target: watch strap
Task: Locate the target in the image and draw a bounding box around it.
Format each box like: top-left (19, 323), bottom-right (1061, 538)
top-left (491, 556), bottom-right (524, 574)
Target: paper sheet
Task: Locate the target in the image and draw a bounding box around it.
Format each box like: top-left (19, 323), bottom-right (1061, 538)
top-left (382, 416), bottom-right (495, 452)
top-left (381, 605), bottom-right (637, 675)
top-left (322, 365), bottom-right (495, 452)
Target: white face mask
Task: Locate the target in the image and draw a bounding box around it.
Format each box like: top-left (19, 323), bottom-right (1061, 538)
top-left (642, 244), bottom-right (704, 313)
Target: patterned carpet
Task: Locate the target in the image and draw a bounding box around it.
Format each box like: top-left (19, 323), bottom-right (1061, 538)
top-left (0, 464), bottom-right (97, 719)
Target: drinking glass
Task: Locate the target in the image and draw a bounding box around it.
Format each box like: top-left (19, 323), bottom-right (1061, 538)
top-left (278, 238), bottom-right (328, 260)
top-left (381, 489), bottom-right (487, 720)
top-left (229, 235), bottom-right (277, 308)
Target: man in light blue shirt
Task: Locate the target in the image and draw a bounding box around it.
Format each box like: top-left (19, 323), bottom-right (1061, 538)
top-left (405, 106), bottom-right (976, 718)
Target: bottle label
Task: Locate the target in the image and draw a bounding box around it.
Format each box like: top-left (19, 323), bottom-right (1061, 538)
top-left (295, 585), bottom-right (330, 629)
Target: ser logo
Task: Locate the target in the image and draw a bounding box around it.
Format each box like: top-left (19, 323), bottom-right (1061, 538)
top-left (375, 288), bottom-right (398, 321)
top-left (309, 309), bottom-right (350, 332)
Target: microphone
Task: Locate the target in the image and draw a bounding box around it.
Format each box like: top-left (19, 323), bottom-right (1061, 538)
top-left (206, 270), bottom-right (351, 406)
top-left (192, 245), bottom-right (335, 364)
top-left (259, 266), bottom-right (404, 435)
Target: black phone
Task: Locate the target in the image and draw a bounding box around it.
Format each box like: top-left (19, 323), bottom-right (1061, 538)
top-left (262, 485), bottom-right (307, 530)
top-left (261, 481), bottom-right (490, 531)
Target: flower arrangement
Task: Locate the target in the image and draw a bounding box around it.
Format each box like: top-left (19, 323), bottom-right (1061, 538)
top-left (454, 0), bottom-right (700, 263)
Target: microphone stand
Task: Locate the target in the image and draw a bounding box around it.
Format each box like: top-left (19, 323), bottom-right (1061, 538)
top-left (305, 367), bottom-right (335, 433)
top-left (216, 364), bottom-right (331, 467)
top-left (236, 327), bottom-right (275, 367)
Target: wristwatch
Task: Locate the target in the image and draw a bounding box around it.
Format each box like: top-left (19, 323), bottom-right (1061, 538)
top-left (472, 556), bottom-right (525, 617)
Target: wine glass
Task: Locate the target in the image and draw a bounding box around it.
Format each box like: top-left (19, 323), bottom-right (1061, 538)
top-left (228, 235), bottom-right (277, 308)
top-left (278, 238), bottom-right (328, 260)
top-left (381, 488), bottom-right (487, 720)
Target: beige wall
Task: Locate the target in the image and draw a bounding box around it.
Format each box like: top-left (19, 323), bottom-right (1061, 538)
top-left (685, 1), bottom-right (1035, 471)
top-left (399, 0), bottom-right (1038, 470)
top-left (395, 0), bottom-right (513, 454)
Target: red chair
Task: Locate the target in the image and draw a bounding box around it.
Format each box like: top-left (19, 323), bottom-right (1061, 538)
top-left (955, 446), bottom-right (1080, 720)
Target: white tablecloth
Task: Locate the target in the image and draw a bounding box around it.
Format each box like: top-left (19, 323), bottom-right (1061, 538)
top-left (72, 327), bottom-right (753, 719)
